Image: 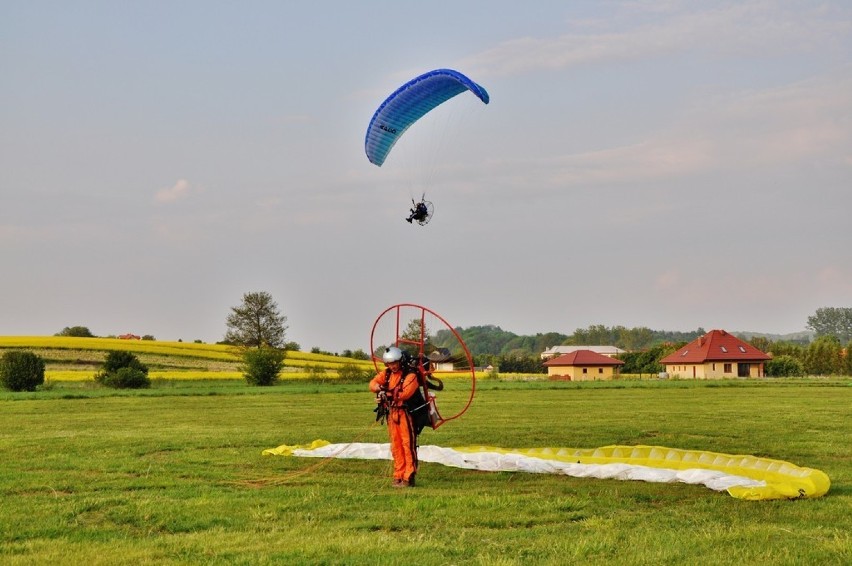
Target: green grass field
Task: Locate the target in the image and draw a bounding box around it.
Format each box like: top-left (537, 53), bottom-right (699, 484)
top-left (1, 378), bottom-right (849, 565)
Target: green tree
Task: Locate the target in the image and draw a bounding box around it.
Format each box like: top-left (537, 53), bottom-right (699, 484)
top-left (242, 346), bottom-right (285, 386)
top-left (99, 367), bottom-right (150, 389)
top-left (844, 341), bottom-right (852, 376)
top-left (804, 335), bottom-right (843, 376)
top-left (350, 349), bottom-right (370, 360)
top-left (769, 341), bottom-right (804, 360)
top-left (616, 326), bottom-right (655, 351)
top-left (749, 336), bottom-right (772, 353)
top-left (95, 351), bottom-right (150, 389)
top-left (338, 362), bottom-right (372, 382)
top-left (806, 307), bottom-right (852, 343)
top-left (341, 348), bottom-right (370, 360)
top-left (103, 351), bottom-right (149, 375)
top-left (225, 291), bottom-right (288, 348)
top-left (400, 318), bottom-right (433, 356)
top-left (567, 324), bottom-right (613, 346)
top-left (304, 364), bottom-right (327, 380)
top-left (618, 343), bottom-right (676, 375)
top-left (564, 325), bottom-right (703, 350)
top-left (55, 326), bottom-right (95, 338)
top-left (434, 325), bottom-right (519, 357)
top-left (0, 351), bottom-right (45, 391)
top-left (765, 355), bottom-right (805, 377)
top-left (496, 354), bottom-right (544, 373)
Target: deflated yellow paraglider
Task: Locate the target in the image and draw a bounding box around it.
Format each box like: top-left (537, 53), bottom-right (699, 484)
top-left (456, 444), bottom-right (831, 500)
top-left (263, 441), bottom-right (830, 501)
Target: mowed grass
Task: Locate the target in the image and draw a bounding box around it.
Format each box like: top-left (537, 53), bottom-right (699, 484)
top-left (0, 379), bottom-right (849, 565)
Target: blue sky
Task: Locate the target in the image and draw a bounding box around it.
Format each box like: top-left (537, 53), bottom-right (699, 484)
top-left (2, 1), bottom-right (850, 351)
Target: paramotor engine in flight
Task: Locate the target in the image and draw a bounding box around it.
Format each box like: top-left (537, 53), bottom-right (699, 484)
top-left (364, 69), bottom-right (489, 224)
top-left (406, 194), bottom-right (433, 225)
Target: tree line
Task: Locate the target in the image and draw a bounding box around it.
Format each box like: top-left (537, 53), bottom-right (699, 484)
top-left (432, 324), bottom-right (712, 360)
top-left (44, 300), bottom-right (852, 379)
top-left (430, 308), bottom-right (852, 377)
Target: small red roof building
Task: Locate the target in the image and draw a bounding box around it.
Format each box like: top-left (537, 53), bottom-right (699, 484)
top-left (540, 345), bottom-right (626, 359)
top-left (543, 349), bottom-right (625, 381)
top-left (544, 350), bottom-right (626, 367)
top-left (660, 329), bottom-right (770, 379)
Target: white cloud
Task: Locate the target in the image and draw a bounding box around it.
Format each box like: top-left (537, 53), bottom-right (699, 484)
top-left (816, 265), bottom-right (852, 295)
top-left (461, 2), bottom-right (852, 78)
top-left (154, 179), bottom-right (201, 204)
top-left (654, 269), bottom-right (681, 292)
top-left (652, 263), bottom-right (852, 317)
top-left (475, 70), bottom-right (851, 194)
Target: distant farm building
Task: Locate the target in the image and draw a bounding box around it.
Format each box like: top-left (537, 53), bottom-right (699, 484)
top-left (543, 349), bottom-right (625, 381)
top-left (659, 329), bottom-right (770, 379)
top-left (118, 333), bottom-right (141, 340)
top-left (541, 345), bottom-right (626, 360)
top-left (428, 348), bottom-right (455, 371)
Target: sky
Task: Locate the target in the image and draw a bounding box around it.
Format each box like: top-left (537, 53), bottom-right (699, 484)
top-left (2, 1), bottom-right (851, 352)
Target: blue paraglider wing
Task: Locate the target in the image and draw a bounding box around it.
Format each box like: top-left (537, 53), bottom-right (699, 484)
top-left (365, 69), bottom-right (490, 167)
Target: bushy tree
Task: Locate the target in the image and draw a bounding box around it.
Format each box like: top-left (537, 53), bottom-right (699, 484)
top-left (349, 349), bottom-right (370, 360)
top-left (242, 346), bottom-right (285, 386)
top-left (496, 354), bottom-right (545, 373)
top-left (225, 291), bottom-right (288, 348)
top-left (806, 307), bottom-right (852, 343)
top-left (337, 362), bottom-right (372, 382)
top-left (804, 336), bottom-right (843, 376)
top-left (304, 364), bottom-right (327, 380)
top-left (434, 325), bottom-right (520, 357)
top-left (98, 367), bottom-right (150, 389)
top-left (473, 353), bottom-right (496, 368)
top-left (619, 343), bottom-right (677, 374)
top-left (765, 355), bottom-right (805, 377)
top-left (769, 342), bottom-right (805, 359)
top-left (749, 336), bottom-right (772, 353)
top-left (55, 326), bottom-right (95, 338)
top-left (0, 351), bottom-right (45, 391)
top-left (95, 350), bottom-right (150, 389)
top-left (401, 319), bottom-right (432, 354)
top-left (103, 351), bottom-right (148, 375)
top-left (844, 341), bottom-right (852, 376)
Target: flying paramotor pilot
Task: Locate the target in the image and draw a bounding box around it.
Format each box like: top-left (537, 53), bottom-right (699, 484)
top-left (406, 199), bottom-right (429, 224)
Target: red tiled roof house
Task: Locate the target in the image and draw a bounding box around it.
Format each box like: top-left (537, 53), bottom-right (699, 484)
top-left (543, 349), bottom-right (625, 381)
top-left (659, 329), bottom-right (770, 379)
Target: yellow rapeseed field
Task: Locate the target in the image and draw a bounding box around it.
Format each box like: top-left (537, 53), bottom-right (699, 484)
top-left (0, 336), bottom-right (238, 359)
top-left (43, 370), bottom-right (341, 381)
top-left (44, 370), bottom-right (238, 381)
top-left (1, 336), bottom-right (376, 379)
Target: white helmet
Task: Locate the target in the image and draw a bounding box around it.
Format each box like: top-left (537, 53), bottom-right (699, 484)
top-left (382, 347), bottom-right (403, 364)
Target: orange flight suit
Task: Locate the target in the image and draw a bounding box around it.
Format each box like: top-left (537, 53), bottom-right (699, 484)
top-left (370, 367), bottom-right (420, 484)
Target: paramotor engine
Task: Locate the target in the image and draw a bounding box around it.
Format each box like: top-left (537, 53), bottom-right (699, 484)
top-left (406, 194), bottom-right (434, 225)
top-left (370, 304), bottom-right (476, 430)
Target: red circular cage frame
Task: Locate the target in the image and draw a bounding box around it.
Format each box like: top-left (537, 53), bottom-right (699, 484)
top-left (369, 303), bottom-right (476, 428)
